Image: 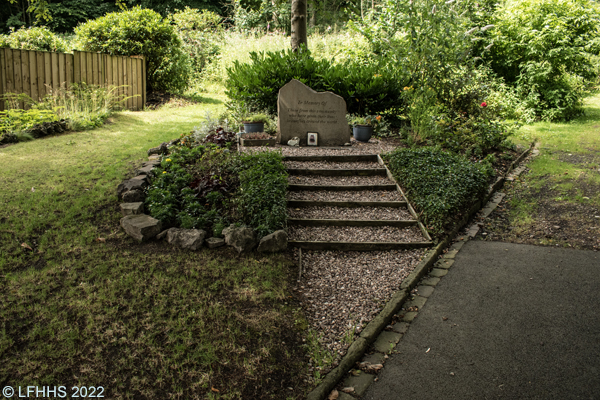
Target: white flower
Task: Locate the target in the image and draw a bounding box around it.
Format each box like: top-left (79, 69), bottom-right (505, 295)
top-left (480, 24), bottom-right (495, 32)
top-left (465, 27), bottom-right (479, 35)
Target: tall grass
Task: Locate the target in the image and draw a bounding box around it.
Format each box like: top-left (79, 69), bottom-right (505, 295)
top-left (40, 83), bottom-right (128, 131)
top-left (199, 30), bottom-right (370, 85)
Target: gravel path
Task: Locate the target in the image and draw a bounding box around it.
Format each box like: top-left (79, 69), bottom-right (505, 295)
top-left (288, 190), bottom-right (405, 202)
top-left (285, 161), bottom-right (382, 169)
top-left (294, 249), bottom-right (425, 357)
top-left (289, 225), bottom-right (424, 242)
top-left (288, 175), bottom-right (392, 186)
top-left (288, 206), bottom-right (413, 220)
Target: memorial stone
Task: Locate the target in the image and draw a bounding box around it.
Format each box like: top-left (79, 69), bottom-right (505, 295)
top-left (277, 79), bottom-right (349, 146)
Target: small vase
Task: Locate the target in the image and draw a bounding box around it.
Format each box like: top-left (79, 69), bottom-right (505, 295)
top-left (242, 122), bottom-right (264, 133)
top-left (353, 125), bottom-right (373, 142)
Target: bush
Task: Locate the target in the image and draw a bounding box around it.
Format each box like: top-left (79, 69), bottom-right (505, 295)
top-left (171, 7), bottom-right (223, 80)
top-left (225, 47), bottom-right (407, 115)
top-left (384, 147), bottom-right (492, 232)
top-left (0, 26), bottom-right (68, 52)
top-left (486, 0), bottom-right (600, 121)
top-left (237, 150), bottom-right (288, 237)
top-left (74, 6), bottom-right (189, 93)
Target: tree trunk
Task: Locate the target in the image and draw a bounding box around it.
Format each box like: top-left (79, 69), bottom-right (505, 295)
top-left (291, 0), bottom-right (307, 51)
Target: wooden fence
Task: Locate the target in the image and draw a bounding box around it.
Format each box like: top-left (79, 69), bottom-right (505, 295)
top-left (0, 48), bottom-right (146, 111)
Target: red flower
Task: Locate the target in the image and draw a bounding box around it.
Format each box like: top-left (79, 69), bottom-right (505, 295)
top-left (481, 102), bottom-right (488, 107)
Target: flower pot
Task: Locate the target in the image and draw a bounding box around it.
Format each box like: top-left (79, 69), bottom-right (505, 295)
top-left (242, 122), bottom-right (265, 133)
top-left (353, 125), bottom-right (373, 142)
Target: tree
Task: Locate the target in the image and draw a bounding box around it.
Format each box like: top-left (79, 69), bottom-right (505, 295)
top-left (291, 0), bottom-right (307, 50)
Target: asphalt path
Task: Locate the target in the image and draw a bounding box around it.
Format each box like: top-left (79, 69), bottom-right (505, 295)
top-left (362, 241), bottom-right (600, 400)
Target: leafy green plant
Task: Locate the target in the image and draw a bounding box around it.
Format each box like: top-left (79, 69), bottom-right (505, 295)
top-left (485, 0), bottom-right (600, 121)
top-left (384, 147), bottom-right (493, 233)
top-left (237, 150), bottom-right (288, 237)
top-left (74, 6), bottom-right (189, 93)
top-left (0, 107), bottom-right (59, 143)
top-left (225, 47), bottom-right (407, 115)
top-left (243, 113), bottom-right (269, 123)
top-left (171, 7), bottom-right (223, 82)
top-left (0, 26), bottom-right (68, 52)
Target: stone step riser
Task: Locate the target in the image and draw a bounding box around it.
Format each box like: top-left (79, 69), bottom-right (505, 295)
top-left (288, 200), bottom-right (408, 208)
top-left (288, 219), bottom-right (418, 227)
top-left (287, 168), bottom-right (387, 176)
top-left (288, 184), bottom-right (397, 191)
top-left (283, 155), bottom-right (379, 162)
top-left (288, 241), bottom-right (432, 251)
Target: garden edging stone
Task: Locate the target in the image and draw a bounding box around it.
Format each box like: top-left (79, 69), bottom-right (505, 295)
top-left (306, 143), bottom-right (534, 400)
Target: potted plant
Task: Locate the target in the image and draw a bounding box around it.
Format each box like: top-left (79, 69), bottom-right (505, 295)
top-left (239, 132), bottom-right (277, 147)
top-left (242, 113), bottom-right (269, 133)
top-left (347, 114), bottom-right (382, 142)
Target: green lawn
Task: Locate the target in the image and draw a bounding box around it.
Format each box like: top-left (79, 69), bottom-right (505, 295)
top-left (483, 92), bottom-right (600, 249)
top-left (0, 91), bottom-right (310, 399)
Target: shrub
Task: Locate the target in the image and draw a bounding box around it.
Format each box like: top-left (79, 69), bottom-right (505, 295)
top-left (0, 26), bottom-right (68, 52)
top-left (225, 47), bottom-right (407, 115)
top-left (74, 6), bottom-right (189, 93)
top-left (486, 0), bottom-right (600, 121)
top-left (384, 147), bottom-right (492, 232)
top-left (237, 150), bottom-right (288, 237)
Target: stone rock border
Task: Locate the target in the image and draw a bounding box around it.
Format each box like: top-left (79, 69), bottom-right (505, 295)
top-left (117, 148), bottom-right (288, 253)
top-left (306, 143), bottom-right (536, 400)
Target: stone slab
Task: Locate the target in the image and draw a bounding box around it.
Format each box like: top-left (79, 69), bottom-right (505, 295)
top-left (436, 259), bottom-right (455, 269)
top-left (401, 311), bottom-right (418, 322)
top-left (362, 352), bottom-right (386, 365)
top-left (391, 322), bottom-right (410, 334)
top-left (277, 79), bottom-right (349, 146)
top-left (404, 295), bottom-right (427, 311)
top-left (342, 371), bottom-right (375, 397)
top-left (120, 202), bottom-right (144, 216)
top-left (372, 331), bottom-right (403, 354)
top-left (205, 237), bottom-right (225, 248)
top-left (429, 268), bottom-right (448, 278)
top-left (420, 277), bottom-right (441, 286)
top-left (120, 214), bottom-right (161, 242)
top-left (415, 285), bottom-right (434, 298)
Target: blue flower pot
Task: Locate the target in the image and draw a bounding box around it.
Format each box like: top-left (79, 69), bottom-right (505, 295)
top-left (242, 122), bottom-right (265, 133)
top-left (353, 125), bottom-right (373, 142)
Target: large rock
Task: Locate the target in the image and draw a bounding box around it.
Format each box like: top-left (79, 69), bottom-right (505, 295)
top-left (277, 79), bottom-right (350, 146)
top-left (223, 225), bottom-right (258, 254)
top-left (136, 164), bottom-right (155, 177)
top-left (205, 237), bottom-right (225, 248)
top-left (120, 202), bottom-right (144, 216)
top-left (122, 189), bottom-right (144, 202)
top-left (167, 228), bottom-right (206, 250)
top-left (120, 214), bottom-right (162, 242)
top-left (257, 230), bottom-right (288, 253)
top-left (117, 178), bottom-right (146, 198)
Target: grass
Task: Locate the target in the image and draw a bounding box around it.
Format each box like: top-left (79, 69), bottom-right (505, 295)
top-left (484, 91), bottom-right (600, 249)
top-left (0, 89), bottom-right (310, 399)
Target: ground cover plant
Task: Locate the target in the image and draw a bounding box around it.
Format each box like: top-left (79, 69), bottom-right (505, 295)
top-left (384, 147), bottom-right (494, 233)
top-left (479, 92), bottom-right (600, 250)
top-left (0, 92), bottom-right (311, 399)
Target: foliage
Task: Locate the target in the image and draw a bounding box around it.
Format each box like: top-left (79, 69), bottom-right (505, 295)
top-left (171, 7), bottom-right (223, 82)
top-left (232, 0), bottom-right (291, 33)
top-left (225, 47), bottom-right (407, 115)
top-left (0, 106), bottom-right (59, 143)
top-left (237, 150), bottom-right (288, 237)
top-left (243, 113), bottom-right (269, 123)
top-left (485, 0), bottom-right (600, 121)
top-left (384, 147), bottom-right (493, 232)
top-left (0, 26), bottom-right (67, 52)
top-left (146, 132), bottom-right (287, 238)
top-left (37, 83), bottom-right (126, 131)
top-left (74, 6), bottom-right (189, 93)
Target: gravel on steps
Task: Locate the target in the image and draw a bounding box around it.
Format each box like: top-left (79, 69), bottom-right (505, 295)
top-left (285, 161), bottom-right (382, 169)
top-left (288, 190), bottom-right (405, 202)
top-left (288, 206), bottom-right (413, 220)
top-left (288, 225), bottom-right (425, 242)
top-left (294, 248), bottom-right (426, 357)
top-left (288, 175), bottom-right (392, 186)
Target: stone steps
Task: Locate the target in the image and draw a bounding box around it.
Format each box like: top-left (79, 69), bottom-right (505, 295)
top-left (286, 154), bottom-right (432, 251)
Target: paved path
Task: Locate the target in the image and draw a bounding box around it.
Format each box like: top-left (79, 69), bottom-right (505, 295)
top-left (362, 241), bottom-right (600, 400)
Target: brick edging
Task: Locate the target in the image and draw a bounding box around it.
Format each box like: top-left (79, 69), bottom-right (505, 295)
top-left (306, 142), bottom-right (535, 400)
